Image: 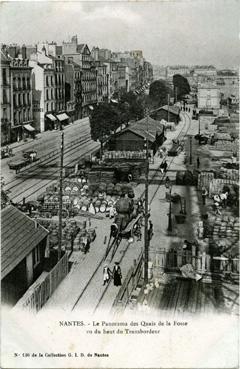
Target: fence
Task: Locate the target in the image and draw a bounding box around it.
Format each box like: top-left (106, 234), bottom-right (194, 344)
top-left (153, 248), bottom-right (239, 277)
top-left (14, 253), bottom-right (69, 313)
top-left (111, 251), bottom-right (144, 313)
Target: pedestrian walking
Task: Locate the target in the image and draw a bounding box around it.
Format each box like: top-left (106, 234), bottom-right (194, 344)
top-left (197, 157), bottom-right (200, 169)
top-left (165, 176), bottom-right (170, 188)
top-left (128, 173), bottom-right (133, 182)
top-left (134, 223), bottom-right (142, 241)
top-left (201, 187), bottom-right (208, 205)
top-left (163, 161), bottom-right (168, 173)
top-left (103, 265), bottom-right (112, 286)
top-left (113, 262), bottom-right (122, 286)
top-left (110, 222), bottom-right (118, 238)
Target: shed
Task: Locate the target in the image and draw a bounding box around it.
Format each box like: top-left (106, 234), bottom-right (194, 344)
top-left (150, 105), bottom-right (180, 124)
top-left (1, 205), bottom-right (49, 306)
top-left (108, 117), bottom-right (165, 153)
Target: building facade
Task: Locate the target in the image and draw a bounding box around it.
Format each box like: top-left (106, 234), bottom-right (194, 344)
top-left (62, 38), bottom-right (97, 117)
top-left (216, 70), bottom-right (239, 101)
top-left (30, 47), bottom-right (66, 132)
top-left (198, 84), bottom-right (220, 111)
top-left (64, 58), bottom-right (82, 120)
top-left (1, 51), bottom-right (11, 145)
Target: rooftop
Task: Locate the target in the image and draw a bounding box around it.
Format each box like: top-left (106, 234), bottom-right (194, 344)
top-left (1, 205), bottom-right (48, 280)
top-left (153, 105), bottom-right (180, 116)
top-left (118, 116), bottom-right (164, 142)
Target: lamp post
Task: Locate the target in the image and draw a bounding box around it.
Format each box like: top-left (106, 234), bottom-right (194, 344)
top-left (165, 181), bottom-right (172, 232)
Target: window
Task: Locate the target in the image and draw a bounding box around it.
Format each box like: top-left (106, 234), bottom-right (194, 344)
top-left (46, 102), bottom-right (49, 112)
top-left (51, 76), bottom-right (53, 86)
top-left (32, 245), bottom-right (41, 268)
top-left (46, 76), bottom-right (49, 87)
top-left (46, 89), bottom-right (49, 100)
top-left (18, 111), bottom-right (21, 122)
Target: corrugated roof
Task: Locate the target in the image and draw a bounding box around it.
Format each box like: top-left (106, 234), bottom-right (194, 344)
top-left (1, 205), bottom-right (48, 280)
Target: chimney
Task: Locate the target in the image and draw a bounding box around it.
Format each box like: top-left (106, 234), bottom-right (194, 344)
top-left (34, 219), bottom-right (39, 229)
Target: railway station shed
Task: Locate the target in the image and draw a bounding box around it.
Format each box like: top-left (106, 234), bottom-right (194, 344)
top-left (1, 205), bottom-right (49, 306)
top-left (107, 116), bottom-right (165, 152)
top-left (150, 105), bottom-right (181, 124)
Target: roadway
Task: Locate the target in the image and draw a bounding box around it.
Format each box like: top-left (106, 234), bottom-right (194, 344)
top-left (2, 118), bottom-right (100, 203)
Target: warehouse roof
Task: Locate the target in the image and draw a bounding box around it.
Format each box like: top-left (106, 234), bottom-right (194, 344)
top-left (125, 126), bottom-right (156, 143)
top-left (154, 105), bottom-right (180, 116)
top-left (1, 205), bottom-right (48, 280)
top-left (131, 116), bottom-right (164, 135)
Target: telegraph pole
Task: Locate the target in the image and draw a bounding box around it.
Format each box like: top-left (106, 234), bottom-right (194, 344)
top-left (167, 93), bottom-right (170, 122)
top-left (144, 108), bottom-right (149, 283)
top-left (58, 131), bottom-right (64, 261)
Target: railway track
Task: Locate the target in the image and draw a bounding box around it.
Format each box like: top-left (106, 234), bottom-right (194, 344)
top-left (9, 139), bottom-right (99, 203)
top-left (71, 112), bottom-right (192, 314)
top-left (5, 133), bottom-right (90, 190)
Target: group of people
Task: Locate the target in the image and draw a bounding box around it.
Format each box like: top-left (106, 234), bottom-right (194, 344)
top-left (201, 185), bottom-right (230, 215)
top-left (103, 262), bottom-right (122, 287)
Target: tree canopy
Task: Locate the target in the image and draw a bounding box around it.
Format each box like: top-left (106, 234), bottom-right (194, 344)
top-left (90, 103), bottom-right (121, 143)
top-left (149, 80), bottom-right (173, 108)
top-left (173, 74), bottom-right (191, 100)
top-left (120, 91), bottom-right (145, 121)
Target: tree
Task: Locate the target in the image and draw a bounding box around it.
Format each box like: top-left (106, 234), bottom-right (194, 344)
top-left (173, 74), bottom-right (190, 101)
top-left (149, 80), bottom-right (173, 108)
top-left (120, 91), bottom-right (145, 121)
top-left (90, 103), bottom-right (121, 155)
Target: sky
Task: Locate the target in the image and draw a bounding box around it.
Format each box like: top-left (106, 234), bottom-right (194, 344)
top-left (0, 0), bottom-right (239, 68)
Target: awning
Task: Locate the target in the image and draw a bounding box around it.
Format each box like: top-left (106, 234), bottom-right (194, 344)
top-left (88, 105), bottom-right (94, 110)
top-left (56, 113), bottom-right (69, 121)
top-left (23, 124), bottom-right (35, 132)
top-left (46, 114), bottom-right (57, 121)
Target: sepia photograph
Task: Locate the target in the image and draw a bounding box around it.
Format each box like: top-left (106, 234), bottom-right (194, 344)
top-left (0, 0), bottom-right (239, 368)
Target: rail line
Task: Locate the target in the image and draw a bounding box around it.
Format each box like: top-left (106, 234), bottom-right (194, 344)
top-left (10, 140), bottom-right (99, 202)
top-left (71, 112), bottom-right (192, 313)
top-left (6, 133), bottom-right (91, 190)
